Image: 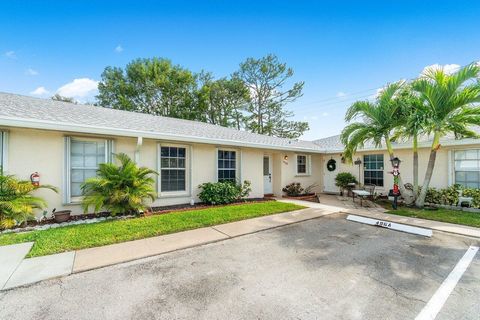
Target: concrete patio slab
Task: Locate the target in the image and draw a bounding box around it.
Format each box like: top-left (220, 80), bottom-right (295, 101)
top-left (0, 242), bottom-right (33, 289)
top-left (3, 251), bottom-right (75, 290)
top-left (73, 227), bottom-right (228, 273)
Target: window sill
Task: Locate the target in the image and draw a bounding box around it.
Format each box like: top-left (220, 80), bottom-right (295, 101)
top-left (295, 174), bottom-right (311, 177)
top-left (158, 191), bottom-right (190, 199)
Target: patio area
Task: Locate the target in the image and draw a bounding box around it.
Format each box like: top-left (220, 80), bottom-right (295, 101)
top-left (318, 193), bottom-right (386, 213)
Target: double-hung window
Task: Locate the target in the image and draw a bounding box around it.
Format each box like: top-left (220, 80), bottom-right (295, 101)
top-left (363, 154), bottom-right (384, 187)
top-left (454, 149), bottom-right (480, 188)
top-left (296, 155), bottom-right (310, 175)
top-left (160, 146), bottom-right (187, 192)
top-left (65, 137), bottom-right (112, 202)
top-left (218, 150), bottom-right (236, 182)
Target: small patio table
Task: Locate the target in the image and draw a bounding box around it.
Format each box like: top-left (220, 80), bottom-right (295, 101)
top-left (352, 189), bottom-right (371, 207)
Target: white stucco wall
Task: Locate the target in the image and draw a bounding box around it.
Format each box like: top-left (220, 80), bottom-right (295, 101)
top-left (3, 127), bottom-right (269, 217)
top-left (320, 144), bottom-right (478, 195)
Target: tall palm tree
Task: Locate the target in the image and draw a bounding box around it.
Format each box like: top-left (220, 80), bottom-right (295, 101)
top-left (412, 63), bottom-right (480, 207)
top-left (393, 87), bottom-right (428, 197)
top-left (341, 81), bottom-right (415, 204)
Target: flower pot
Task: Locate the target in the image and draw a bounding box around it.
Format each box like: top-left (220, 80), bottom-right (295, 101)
top-left (54, 210), bottom-right (71, 223)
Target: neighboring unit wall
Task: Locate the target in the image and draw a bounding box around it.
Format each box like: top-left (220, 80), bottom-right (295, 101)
top-left (321, 144), bottom-right (479, 195)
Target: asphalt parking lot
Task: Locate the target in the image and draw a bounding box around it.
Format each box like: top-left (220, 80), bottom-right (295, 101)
top-left (0, 213), bottom-right (478, 320)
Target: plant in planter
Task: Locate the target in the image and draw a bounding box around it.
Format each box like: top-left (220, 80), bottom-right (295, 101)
top-left (335, 172), bottom-right (358, 196)
top-left (0, 172), bottom-right (58, 230)
top-left (282, 182), bottom-right (304, 197)
top-left (81, 153), bottom-right (158, 215)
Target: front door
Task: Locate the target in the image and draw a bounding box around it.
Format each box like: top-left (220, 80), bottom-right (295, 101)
top-left (263, 155), bottom-right (273, 194)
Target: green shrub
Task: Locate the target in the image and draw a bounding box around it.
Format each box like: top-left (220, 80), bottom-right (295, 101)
top-left (422, 184), bottom-right (480, 208)
top-left (198, 180), bottom-right (251, 205)
top-left (335, 172), bottom-right (358, 194)
top-left (81, 153), bottom-right (158, 215)
top-left (0, 173), bottom-right (57, 229)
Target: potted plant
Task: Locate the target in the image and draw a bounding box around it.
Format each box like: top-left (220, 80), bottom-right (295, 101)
top-left (53, 208), bottom-right (72, 223)
top-left (335, 172), bottom-right (358, 196)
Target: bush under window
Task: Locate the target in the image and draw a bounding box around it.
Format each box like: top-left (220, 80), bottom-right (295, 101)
top-left (198, 180), bottom-right (251, 205)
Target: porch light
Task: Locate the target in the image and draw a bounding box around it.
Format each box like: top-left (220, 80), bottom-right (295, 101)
top-left (390, 157), bottom-right (401, 167)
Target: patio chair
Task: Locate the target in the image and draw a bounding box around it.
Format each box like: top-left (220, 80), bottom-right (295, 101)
top-left (363, 184), bottom-right (376, 201)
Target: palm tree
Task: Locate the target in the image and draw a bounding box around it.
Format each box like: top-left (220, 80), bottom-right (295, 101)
top-left (0, 174), bottom-right (58, 229)
top-left (341, 81), bottom-right (415, 204)
top-left (81, 153), bottom-right (158, 215)
top-left (393, 87), bottom-right (428, 197)
top-left (412, 63), bottom-right (480, 207)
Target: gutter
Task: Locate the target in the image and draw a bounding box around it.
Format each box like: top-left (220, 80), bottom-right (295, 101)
top-left (0, 116), bottom-right (326, 154)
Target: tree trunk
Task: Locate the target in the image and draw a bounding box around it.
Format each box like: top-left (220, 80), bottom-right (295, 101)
top-left (415, 132), bottom-right (440, 207)
top-left (385, 138), bottom-right (415, 205)
top-left (413, 135), bottom-right (419, 197)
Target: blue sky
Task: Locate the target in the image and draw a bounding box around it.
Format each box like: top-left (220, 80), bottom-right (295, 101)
top-left (1, 1), bottom-right (479, 140)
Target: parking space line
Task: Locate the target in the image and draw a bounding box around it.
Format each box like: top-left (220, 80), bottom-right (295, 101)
top-left (415, 246), bottom-right (479, 320)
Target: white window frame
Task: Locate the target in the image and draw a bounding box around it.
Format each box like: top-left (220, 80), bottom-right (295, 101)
top-left (295, 154), bottom-right (311, 176)
top-left (452, 148), bottom-right (480, 188)
top-left (216, 148), bottom-right (239, 183)
top-left (157, 143), bottom-right (191, 198)
top-left (0, 131), bottom-right (8, 173)
top-left (363, 154), bottom-right (384, 187)
top-left (63, 136), bottom-right (113, 204)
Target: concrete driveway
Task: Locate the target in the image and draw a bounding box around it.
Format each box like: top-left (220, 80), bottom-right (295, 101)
top-left (0, 213), bottom-right (478, 320)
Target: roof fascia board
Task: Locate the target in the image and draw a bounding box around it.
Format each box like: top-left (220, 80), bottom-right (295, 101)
top-left (0, 116), bottom-right (326, 154)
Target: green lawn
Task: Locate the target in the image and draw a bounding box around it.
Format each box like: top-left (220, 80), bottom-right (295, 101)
top-left (385, 206), bottom-right (480, 228)
top-left (0, 201), bottom-right (304, 257)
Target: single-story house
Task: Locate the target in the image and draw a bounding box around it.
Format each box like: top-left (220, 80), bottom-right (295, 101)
top-left (0, 92), bottom-right (479, 217)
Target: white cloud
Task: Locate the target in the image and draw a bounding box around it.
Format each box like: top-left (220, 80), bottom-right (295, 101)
top-left (114, 45), bottom-right (123, 53)
top-left (30, 86), bottom-right (50, 95)
top-left (336, 92), bottom-right (347, 99)
top-left (56, 78), bottom-right (99, 102)
top-left (4, 50), bottom-right (16, 59)
top-left (421, 63), bottom-right (460, 76)
top-left (25, 68), bottom-right (39, 76)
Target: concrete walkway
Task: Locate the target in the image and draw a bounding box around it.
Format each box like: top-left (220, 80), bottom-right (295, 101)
top-left (0, 205), bottom-right (339, 290)
top-left (278, 197), bottom-right (480, 239)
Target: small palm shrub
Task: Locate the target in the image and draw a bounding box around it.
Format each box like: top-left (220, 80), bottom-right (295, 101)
top-left (335, 172), bottom-right (358, 195)
top-left (198, 180), bottom-right (251, 205)
top-left (0, 173), bottom-right (58, 229)
top-left (81, 153), bottom-right (158, 215)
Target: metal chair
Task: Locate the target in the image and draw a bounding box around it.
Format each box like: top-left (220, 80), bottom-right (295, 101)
top-left (363, 184), bottom-right (376, 201)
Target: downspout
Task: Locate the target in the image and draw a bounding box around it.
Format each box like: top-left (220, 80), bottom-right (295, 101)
top-left (135, 137), bottom-right (143, 164)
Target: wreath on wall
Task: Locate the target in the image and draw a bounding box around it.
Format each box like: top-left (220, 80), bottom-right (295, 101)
top-left (327, 159), bottom-right (336, 172)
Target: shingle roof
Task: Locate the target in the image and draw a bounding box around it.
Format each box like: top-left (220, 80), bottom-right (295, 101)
top-left (0, 92), bottom-right (324, 152)
top-left (313, 128), bottom-right (480, 152)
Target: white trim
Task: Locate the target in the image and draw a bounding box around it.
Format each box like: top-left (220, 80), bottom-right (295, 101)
top-left (0, 116), bottom-right (324, 153)
top-left (157, 143), bottom-right (190, 198)
top-left (451, 148), bottom-right (480, 188)
top-left (295, 154), bottom-right (311, 176)
top-left (1, 131), bottom-right (8, 173)
top-left (448, 150), bottom-right (453, 186)
top-left (216, 147), bottom-right (240, 182)
top-left (64, 136), bottom-right (111, 204)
